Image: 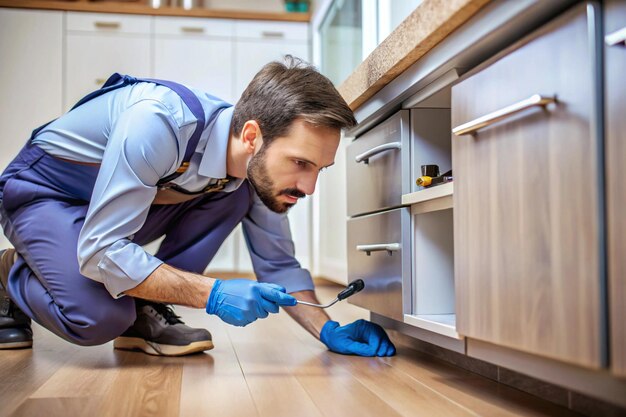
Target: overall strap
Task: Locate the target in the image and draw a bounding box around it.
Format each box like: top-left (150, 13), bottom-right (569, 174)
top-left (30, 73), bottom-right (223, 185)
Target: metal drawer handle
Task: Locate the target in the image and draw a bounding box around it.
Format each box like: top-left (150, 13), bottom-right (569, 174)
top-left (452, 94), bottom-right (557, 136)
top-left (606, 27), bottom-right (626, 46)
top-left (181, 26), bottom-right (205, 33)
top-left (356, 243), bottom-right (401, 256)
top-left (355, 142), bottom-right (401, 164)
top-left (261, 31), bottom-right (285, 38)
top-left (94, 21), bottom-right (121, 29)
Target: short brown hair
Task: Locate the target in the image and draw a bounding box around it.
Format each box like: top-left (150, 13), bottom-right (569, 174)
top-left (232, 56), bottom-right (356, 145)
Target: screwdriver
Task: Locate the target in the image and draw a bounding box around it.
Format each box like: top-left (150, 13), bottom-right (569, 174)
top-left (295, 279), bottom-right (365, 308)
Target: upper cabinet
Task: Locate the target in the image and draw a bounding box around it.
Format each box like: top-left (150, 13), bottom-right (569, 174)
top-left (604, 0), bottom-right (626, 378)
top-left (65, 12), bottom-right (152, 109)
top-left (452, 3), bottom-right (604, 369)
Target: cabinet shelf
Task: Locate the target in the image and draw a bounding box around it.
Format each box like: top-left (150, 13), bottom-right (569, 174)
top-left (403, 182), bottom-right (453, 214)
top-left (404, 314), bottom-right (461, 339)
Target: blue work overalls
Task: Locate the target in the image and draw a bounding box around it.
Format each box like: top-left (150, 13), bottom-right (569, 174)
top-left (0, 74), bottom-right (252, 345)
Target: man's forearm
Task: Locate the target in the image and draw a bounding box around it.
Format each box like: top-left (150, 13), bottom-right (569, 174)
top-left (124, 263), bottom-right (215, 308)
top-left (283, 290), bottom-right (331, 339)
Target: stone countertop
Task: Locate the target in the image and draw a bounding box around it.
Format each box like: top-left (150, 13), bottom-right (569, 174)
top-left (0, 0), bottom-right (310, 22)
top-left (338, 0), bottom-right (491, 110)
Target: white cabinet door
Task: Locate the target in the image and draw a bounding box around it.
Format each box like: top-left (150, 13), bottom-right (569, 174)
top-left (0, 9), bottom-right (63, 250)
top-left (234, 39), bottom-right (310, 100)
top-left (233, 23), bottom-right (310, 273)
top-left (154, 17), bottom-right (234, 103)
top-left (65, 13), bottom-right (152, 110)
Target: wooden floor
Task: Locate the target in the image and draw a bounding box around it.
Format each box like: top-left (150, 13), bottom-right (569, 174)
top-left (0, 281), bottom-right (580, 417)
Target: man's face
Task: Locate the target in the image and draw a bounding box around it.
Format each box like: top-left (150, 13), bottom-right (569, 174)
top-left (247, 119), bottom-right (341, 213)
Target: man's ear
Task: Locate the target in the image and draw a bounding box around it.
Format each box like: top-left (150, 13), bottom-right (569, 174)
top-left (240, 120), bottom-right (263, 155)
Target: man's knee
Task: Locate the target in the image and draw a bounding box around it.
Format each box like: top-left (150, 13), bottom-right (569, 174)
top-left (62, 296), bottom-right (136, 346)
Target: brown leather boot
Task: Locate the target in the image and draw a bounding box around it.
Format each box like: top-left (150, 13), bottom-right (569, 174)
top-left (0, 248), bottom-right (33, 349)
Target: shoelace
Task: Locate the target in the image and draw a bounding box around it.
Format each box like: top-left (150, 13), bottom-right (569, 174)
top-left (149, 303), bottom-right (184, 325)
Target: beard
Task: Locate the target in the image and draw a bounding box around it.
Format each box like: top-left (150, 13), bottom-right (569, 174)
top-left (247, 146), bottom-right (305, 214)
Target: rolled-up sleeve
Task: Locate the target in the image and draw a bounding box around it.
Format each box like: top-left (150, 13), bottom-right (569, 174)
top-left (241, 192), bottom-right (314, 294)
top-left (77, 99), bottom-right (186, 298)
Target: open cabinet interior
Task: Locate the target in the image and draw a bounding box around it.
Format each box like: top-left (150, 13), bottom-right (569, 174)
top-left (402, 83), bottom-right (460, 339)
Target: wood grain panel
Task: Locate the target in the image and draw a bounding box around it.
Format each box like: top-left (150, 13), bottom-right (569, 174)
top-left (605, 0), bottom-right (626, 378)
top-left (452, 4), bottom-right (603, 368)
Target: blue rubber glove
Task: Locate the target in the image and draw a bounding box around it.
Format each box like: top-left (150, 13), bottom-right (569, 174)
top-left (206, 279), bottom-right (297, 327)
top-left (320, 319), bottom-right (396, 357)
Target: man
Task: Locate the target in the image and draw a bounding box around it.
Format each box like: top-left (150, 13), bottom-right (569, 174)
top-left (0, 57), bottom-right (396, 357)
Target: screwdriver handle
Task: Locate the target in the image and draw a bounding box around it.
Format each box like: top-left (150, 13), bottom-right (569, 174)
top-left (337, 279), bottom-right (365, 300)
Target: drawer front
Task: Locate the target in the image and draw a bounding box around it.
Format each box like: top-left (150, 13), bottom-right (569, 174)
top-left (347, 208), bottom-right (410, 321)
top-left (452, 4), bottom-right (602, 368)
top-left (67, 12), bottom-right (151, 34)
top-left (346, 110), bottom-right (410, 216)
top-left (234, 20), bottom-right (308, 41)
top-left (154, 17), bottom-right (233, 37)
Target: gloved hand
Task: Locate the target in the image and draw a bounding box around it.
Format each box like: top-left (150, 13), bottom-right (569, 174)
top-left (206, 279), bottom-right (297, 327)
top-left (320, 319), bottom-right (396, 357)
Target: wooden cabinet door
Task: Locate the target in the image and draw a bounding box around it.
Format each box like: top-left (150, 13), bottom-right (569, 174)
top-left (452, 4), bottom-right (604, 368)
top-left (605, 0), bottom-right (626, 378)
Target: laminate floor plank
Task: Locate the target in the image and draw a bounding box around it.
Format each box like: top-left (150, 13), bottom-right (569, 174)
top-left (0, 325), bottom-right (84, 417)
top-left (178, 314), bottom-right (259, 417)
top-left (386, 350), bottom-right (581, 417)
top-left (0, 280), bottom-right (583, 417)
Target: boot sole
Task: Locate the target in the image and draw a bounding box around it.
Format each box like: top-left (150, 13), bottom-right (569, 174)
top-left (0, 340), bottom-right (33, 349)
top-left (113, 336), bottom-right (213, 356)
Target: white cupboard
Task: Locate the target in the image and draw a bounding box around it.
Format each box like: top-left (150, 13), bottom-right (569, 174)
top-left (65, 12), bottom-right (152, 110)
top-left (0, 9), bottom-right (63, 250)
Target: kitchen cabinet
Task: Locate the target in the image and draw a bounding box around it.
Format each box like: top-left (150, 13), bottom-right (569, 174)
top-left (605, 0), bottom-right (626, 378)
top-left (154, 17), bottom-right (235, 103)
top-left (346, 111), bottom-right (411, 320)
top-left (65, 12), bottom-right (152, 109)
top-left (233, 20), bottom-right (310, 99)
top-left (452, 4), bottom-right (603, 369)
top-left (230, 19), bottom-right (311, 273)
top-left (0, 8), bottom-right (63, 250)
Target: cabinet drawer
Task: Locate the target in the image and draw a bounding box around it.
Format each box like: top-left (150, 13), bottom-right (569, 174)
top-left (67, 12), bottom-right (151, 34)
top-left (234, 20), bottom-right (308, 41)
top-left (347, 208), bottom-right (410, 321)
top-left (154, 17), bottom-right (232, 37)
top-left (346, 110), bottom-right (410, 216)
top-left (452, 3), bottom-right (602, 368)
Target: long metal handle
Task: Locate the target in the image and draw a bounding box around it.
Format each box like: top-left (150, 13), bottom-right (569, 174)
top-left (355, 142), bottom-right (401, 164)
top-left (356, 243), bottom-right (401, 256)
top-left (261, 31), bottom-right (285, 38)
top-left (94, 21), bottom-right (121, 29)
top-left (452, 94), bottom-right (556, 136)
top-left (181, 26), bottom-right (205, 33)
top-left (606, 27), bottom-right (626, 46)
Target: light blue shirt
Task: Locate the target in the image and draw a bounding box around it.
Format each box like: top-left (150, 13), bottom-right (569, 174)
top-left (32, 82), bottom-right (313, 298)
